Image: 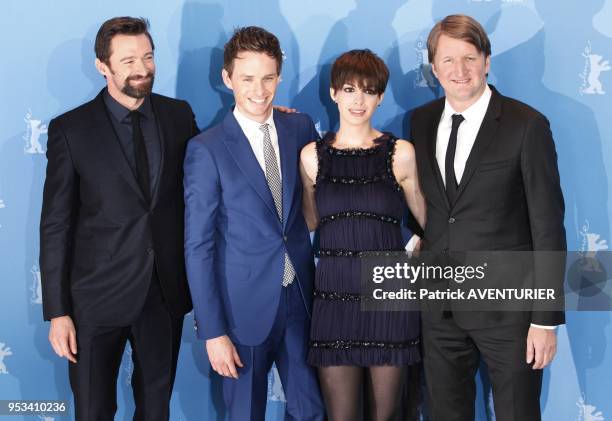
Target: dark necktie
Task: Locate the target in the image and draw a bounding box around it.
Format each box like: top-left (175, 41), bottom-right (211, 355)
top-left (130, 110), bottom-right (151, 203)
top-left (445, 113), bottom-right (465, 204)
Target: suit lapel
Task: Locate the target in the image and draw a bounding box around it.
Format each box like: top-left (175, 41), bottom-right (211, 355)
top-left (150, 94), bottom-right (168, 207)
top-left (275, 113), bottom-right (296, 228)
top-left (453, 87), bottom-right (502, 206)
top-left (94, 92), bottom-right (146, 203)
top-left (425, 100), bottom-right (450, 209)
top-left (222, 112), bottom-right (278, 219)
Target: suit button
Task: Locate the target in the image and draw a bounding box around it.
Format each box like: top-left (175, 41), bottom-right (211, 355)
top-left (442, 248), bottom-right (449, 255)
top-left (283, 236), bottom-right (288, 242)
top-left (448, 217), bottom-right (456, 224)
top-left (146, 247), bottom-right (154, 255)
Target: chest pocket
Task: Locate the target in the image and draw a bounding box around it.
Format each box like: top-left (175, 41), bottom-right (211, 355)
top-left (477, 157), bottom-right (517, 173)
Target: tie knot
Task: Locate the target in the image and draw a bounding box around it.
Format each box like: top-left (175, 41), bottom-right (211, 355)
top-left (259, 123), bottom-right (269, 133)
top-left (129, 110), bottom-right (141, 124)
top-left (451, 113), bottom-right (464, 128)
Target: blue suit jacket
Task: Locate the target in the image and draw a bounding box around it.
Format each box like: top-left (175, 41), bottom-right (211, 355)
top-left (184, 110), bottom-right (319, 345)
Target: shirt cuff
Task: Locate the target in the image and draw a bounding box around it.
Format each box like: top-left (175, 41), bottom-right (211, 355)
top-left (405, 234), bottom-right (420, 252)
top-left (530, 323), bottom-right (559, 330)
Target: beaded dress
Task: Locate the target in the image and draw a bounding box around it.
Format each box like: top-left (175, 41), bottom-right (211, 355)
top-left (307, 132), bottom-right (421, 366)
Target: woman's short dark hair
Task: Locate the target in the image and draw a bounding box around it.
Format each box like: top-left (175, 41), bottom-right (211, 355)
top-left (330, 49), bottom-right (389, 95)
top-left (427, 14), bottom-right (491, 63)
top-left (95, 17), bottom-right (154, 64)
top-left (223, 26), bottom-right (283, 76)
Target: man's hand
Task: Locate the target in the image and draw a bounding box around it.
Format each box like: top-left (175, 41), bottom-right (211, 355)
top-left (49, 315), bottom-right (77, 363)
top-left (414, 236), bottom-right (423, 252)
top-left (206, 335), bottom-right (243, 379)
top-left (526, 326), bottom-right (557, 369)
top-left (273, 105), bottom-right (298, 114)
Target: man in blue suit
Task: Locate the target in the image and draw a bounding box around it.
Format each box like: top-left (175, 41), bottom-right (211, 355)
top-left (183, 27), bottom-right (325, 421)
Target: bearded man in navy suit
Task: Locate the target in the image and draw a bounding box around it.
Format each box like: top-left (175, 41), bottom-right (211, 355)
top-left (40, 17), bottom-right (198, 420)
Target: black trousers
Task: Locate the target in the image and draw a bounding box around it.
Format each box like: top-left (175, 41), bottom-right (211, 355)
top-left (69, 273), bottom-right (183, 421)
top-left (422, 314), bottom-right (542, 421)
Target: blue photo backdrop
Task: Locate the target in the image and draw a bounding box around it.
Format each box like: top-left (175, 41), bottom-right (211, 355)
top-left (1, 1), bottom-right (611, 419)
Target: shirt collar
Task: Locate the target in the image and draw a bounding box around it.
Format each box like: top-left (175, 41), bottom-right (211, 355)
top-left (103, 88), bottom-right (154, 123)
top-left (441, 84), bottom-right (492, 124)
top-left (233, 106), bottom-right (275, 136)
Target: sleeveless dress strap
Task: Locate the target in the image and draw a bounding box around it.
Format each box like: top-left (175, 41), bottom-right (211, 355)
top-left (383, 134), bottom-right (402, 193)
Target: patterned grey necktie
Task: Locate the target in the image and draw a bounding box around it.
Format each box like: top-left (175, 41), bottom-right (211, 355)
top-left (260, 123), bottom-right (295, 286)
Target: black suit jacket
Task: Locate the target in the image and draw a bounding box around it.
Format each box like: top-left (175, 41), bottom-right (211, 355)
top-left (40, 89), bottom-right (199, 325)
top-left (411, 85), bottom-right (566, 328)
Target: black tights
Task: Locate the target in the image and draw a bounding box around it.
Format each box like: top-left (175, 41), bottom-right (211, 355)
top-left (318, 365), bottom-right (406, 421)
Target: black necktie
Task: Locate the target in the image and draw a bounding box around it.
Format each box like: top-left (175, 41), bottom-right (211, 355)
top-left (130, 110), bottom-right (151, 202)
top-left (445, 113), bottom-right (465, 204)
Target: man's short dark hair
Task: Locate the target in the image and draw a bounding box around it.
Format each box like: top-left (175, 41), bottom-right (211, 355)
top-left (223, 26), bottom-right (283, 76)
top-left (427, 14), bottom-right (491, 63)
top-left (330, 49), bottom-right (389, 95)
top-left (95, 17), bottom-right (154, 64)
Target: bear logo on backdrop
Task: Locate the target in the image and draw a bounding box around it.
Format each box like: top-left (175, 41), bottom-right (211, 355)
top-left (314, 121), bottom-right (325, 139)
top-left (486, 390), bottom-right (496, 421)
top-left (267, 365), bottom-right (287, 403)
top-left (0, 343), bottom-right (13, 374)
top-left (0, 199), bottom-right (5, 230)
top-left (580, 220), bottom-right (609, 254)
top-left (577, 395), bottom-right (605, 421)
top-left (30, 264), bottom-right (43, 305)
top-left (123, 343), bottom-right (134, 386)
top-left (567, 219), bottom-right (609, 300)
top-left (23, 110), bottom-right (47, 154)
top-left (579, 219), bottom-right (609, 272)
top-left (414, 37), bottom-right (436, 89)
top-left (580, 42), bottom-right (610, 95)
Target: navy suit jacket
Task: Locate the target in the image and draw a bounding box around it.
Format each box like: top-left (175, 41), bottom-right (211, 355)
top-left (411, 85), bottom-right (566, 328)
top-left (184, 110), bottom-right (319, 346)
top-left (40, 90), bottom-right (198, 325)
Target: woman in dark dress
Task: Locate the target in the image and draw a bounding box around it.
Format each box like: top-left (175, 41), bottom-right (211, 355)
top-left (299, 49), bottom-right (426, 420)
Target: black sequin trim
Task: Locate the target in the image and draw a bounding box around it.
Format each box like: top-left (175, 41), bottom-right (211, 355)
top-left (386, 137), bottom-right (403, 192)
top-left (315, 139), bottom-right (324, 184)
top-left (310, 338), bottom-right (420, 349)
top-left (319, 211), bottom-right (400, 226)
top-left (318, 173), bottom-right (391, 185)
top-left (313, 289), bottom-right (363, 301)
top-left (325, 144), bottom-right (383, 156)
top-left (322, 131), bottom-right (391, 157)
top-left (315, 249), bottom-right (404, 257)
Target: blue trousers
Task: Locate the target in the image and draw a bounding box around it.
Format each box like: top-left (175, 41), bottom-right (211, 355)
top-left (222, 281), bottom-right (325, 421)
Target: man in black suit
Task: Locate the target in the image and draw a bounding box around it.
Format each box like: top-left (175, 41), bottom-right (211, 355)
top-left (40, 17), bottom-right (198, 420)
top-left (411, 14), bottom-right (566, 421)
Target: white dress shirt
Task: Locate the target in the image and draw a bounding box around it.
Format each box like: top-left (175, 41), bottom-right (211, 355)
top-left (435, 85), bottom-right (491, 186)
top-left (435, 86), bottom-right (556, 330)
top-left (233, 107), bottom-right (282, 180)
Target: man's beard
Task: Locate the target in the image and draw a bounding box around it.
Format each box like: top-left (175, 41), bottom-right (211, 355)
top-left (121, 73), bottom-right (154, 98)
